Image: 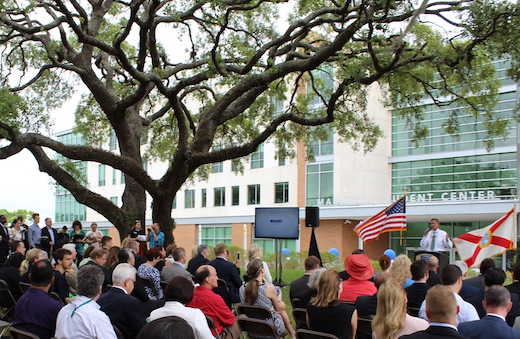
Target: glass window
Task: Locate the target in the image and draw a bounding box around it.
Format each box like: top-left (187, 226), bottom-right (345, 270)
top-left (98, 165), bottom-right (106, 186)
top-left (212, 146), bottom-right (223, 173)
top-left (248, 184), bottom-right (261, 205)
top-left (112, 168), bottom-right (117, 185)
top-left (253, 239), bottom-right (297, 254)
top-left (185, 190), bottom-right (195, 208)
top-left (275, 182), bottom-right (289, 203)
top-left (172, 195), bottom-right (177, 209)
top-left (214, 187), bottom-right (226, 207)
top-left (201, 225), bottom-right (232, 247)
top-left (232, 186), bottom-right (240, 206)
top-left (251, 144), bottom-right (264, 169)
top-left (278, 142), bottom-right (286, 166)
top-left (306, 162), bottom-right (333, 206)
top-left (201, 189), bottom-right (207, 208)
top-left (120, 171), bottom-right (125, 184)
top-left (109, 131), bottom-right (117, 151)
top-left (308, 130), bottom-right (334, 156)
top-left (110, 196), bottom-right (118, 206)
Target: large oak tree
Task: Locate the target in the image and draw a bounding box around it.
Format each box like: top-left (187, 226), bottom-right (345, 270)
top-left (0, 0), bottom-right (518, 244)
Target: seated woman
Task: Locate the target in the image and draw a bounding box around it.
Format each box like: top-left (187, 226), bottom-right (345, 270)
top-left (306, 269), bottom-right (357, 339)
top-left (137, 247), bottom-right (164, 300)
top-left (239, 259), bottom-right (296, 339)
top-left (372, 280), bottom-right (428, 339)
top-left (20, 248), bottom-right (44, 283)
top-left (149, 277), bottom-right (214, 339)
top-left (339, 254), bottom-right (376, 302)
top-left (0, 253), bottom-right (25, 305)
top-left (390, 255), bottom-right (414, 288)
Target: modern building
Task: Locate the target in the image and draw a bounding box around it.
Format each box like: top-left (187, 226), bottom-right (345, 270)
top-left (55, 58), bottom-right (519, 262)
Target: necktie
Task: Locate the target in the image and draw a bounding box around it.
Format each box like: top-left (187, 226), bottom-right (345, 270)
top-left (431, 231), bottom-right (436, 251)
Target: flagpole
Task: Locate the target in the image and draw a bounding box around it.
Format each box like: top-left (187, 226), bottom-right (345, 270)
top-left (514, 197), bottom-right (518, 267)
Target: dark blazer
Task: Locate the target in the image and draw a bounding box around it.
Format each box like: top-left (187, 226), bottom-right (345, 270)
top-left (187, 254), bottom-right (209, 275)
top-left (0, 225), bottom-right (9, 265)
top-left (133, 252), bottom-right (144, 269)
top-left (459, 282), bottom-right (480, 301)
top-left (464, 275), bottom-right (485, 292)
top-left (208, 257), bottom-right (242, 303)
top-left (399, 325), bottom-right (470, 339)
top-left (507, 281), bottom-right (520, 295)
top-left (355, 294), bottom-right (378, 318)
top-left (405, 282), bottom-right (430, 308)
top-left (458, 314), bottom-right (520, 339)
top-left (427, 270), bottom-right (441, 286)
top-left (40, 227), bottom-right (58, 255)
top-left (98, 287), bottom-right (147, 339)
top-left (289, 274), bottom-right (310, 306)
top-left (467, 291), bottom-right (520, 326)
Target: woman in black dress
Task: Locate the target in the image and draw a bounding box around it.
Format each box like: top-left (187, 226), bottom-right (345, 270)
top-left (128, 220), bottom-right (147, 257)
top-left (306, 269), bottom-right (358, 339)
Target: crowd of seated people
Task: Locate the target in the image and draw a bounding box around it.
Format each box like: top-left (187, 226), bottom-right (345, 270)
top-left (3, 213), bottom-right (520, 339)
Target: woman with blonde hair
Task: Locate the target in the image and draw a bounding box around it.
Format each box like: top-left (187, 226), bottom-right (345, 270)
top-left (246, 243), bottom-right (273, 284)
top-left (390, 254), bottom-right (413, 288)
top-left (306, 269), bottom-right (357, 339)
top-left (239, 259), bottom-right (296, 339)
top-left (372, 280), bottom-right (428, 339)
top-left (20, 248), bottom-right (44, 281)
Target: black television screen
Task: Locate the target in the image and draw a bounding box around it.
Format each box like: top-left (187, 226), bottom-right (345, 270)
top-left (254, 207), bottom-right (300, 239)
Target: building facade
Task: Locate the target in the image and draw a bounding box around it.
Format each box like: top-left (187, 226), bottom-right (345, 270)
top-left (55, 59), bottom-right (519, 262)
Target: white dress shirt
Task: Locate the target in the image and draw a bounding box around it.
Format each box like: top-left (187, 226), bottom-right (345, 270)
top-left (55, 295), bottom-right (117, 339)
top-left (418, 291), bottom-right (479, 325)
top-left (149, 301), bottom-right (215, 339)
top-left (420, 228), bottom-right (453, 252)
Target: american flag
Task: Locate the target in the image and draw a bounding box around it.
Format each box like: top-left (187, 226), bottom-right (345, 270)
top-left (354, 196), bottom-right (407, 243)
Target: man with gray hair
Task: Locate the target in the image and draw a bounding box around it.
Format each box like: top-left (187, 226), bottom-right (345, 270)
top-left (55, 265), bottom-right (117, 339)
top-left (459, 285), bottom-right (520, 339)
top-left (161, 247), bottom-right (193, 282)
top-left (98, 263), bottom-right (147, 339)
top-left (187, 244), bottom-right (210, 275)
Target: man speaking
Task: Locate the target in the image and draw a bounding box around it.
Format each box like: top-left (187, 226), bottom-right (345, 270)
top-left (420, 218), bottom-right (453, 252)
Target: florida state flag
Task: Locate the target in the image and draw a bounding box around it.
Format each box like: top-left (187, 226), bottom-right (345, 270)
top-left (453, 207), bottom-right (517, 268)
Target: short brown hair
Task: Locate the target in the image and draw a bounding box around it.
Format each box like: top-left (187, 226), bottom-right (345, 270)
top-left (304, 256), bottom-right (320, 270)
top-left (425, 285), bottom-right (457, 322)
top-left (90, 248), bottom-right (108, 260)
top-left (214, 243), bottom-right (227, 256)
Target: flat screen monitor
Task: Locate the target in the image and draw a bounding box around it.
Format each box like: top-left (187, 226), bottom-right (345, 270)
top-left (254, 207), bottom-right (300, 239)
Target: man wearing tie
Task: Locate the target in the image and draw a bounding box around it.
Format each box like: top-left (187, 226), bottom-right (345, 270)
top-left (41, 218), bottom-right (58, 257)
top-left (0, 215), bottom-right (9, 265)
top-left (420, 218), bottom-right (453, 252)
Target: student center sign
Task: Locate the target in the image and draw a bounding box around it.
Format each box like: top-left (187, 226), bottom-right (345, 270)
top-left (394, 190), bottom-right (500, 203)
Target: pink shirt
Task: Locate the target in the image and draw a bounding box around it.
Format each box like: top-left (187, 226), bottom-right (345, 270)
top-left (339, 279), bottom-right (377, 302)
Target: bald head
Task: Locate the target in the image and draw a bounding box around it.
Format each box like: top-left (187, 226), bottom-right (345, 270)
top-left (194, 265), bottom-right (218, 289)
top-left (425, 285), bottom-right (458, 325)
top-left (427, 255), bottom-right (439, 271)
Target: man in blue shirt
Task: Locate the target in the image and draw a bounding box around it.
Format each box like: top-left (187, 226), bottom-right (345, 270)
top-left (148, 222), bottom-right (164, 248)
top-left (28, 213), bottom-right (41, 249)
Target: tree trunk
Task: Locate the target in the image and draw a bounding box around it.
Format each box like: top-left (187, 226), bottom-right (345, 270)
top-left (151, 195), bottom-right (175, 246)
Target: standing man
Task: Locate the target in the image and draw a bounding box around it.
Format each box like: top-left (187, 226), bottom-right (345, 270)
top-left (148, 222), bottom-right (164, 248)
top-left (28, 213), bottom-right (41, 249)
top-left (40, 217), bottom-right (58, 257)
top-left (421, 218), bottom-right (453, 252)
top-left (208, 243), bottom-right (242, 304)
top-left (0, 215), bottom-right (9, 265)
top-left (187, 244), bottom-right (210, 275)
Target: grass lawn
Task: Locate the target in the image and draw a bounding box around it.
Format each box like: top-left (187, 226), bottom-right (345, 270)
top-left (278, 269), bottom-right (304, 326)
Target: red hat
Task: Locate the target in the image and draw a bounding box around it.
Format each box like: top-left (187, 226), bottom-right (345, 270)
top-left (344, 254), bottom-right (374, 281)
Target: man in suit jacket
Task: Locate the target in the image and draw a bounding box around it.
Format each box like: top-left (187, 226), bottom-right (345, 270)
top-left (40, 218), bottom-right (58, 256)
top-left (98, 263), bottom-right (147, 339)
top-left (400, 285), bottom-right (469, 339)
top-left (459, 285), bottom-right (520, 339)
top-left (426, 256), bottom-right (441, 286)
top-left (406, 260), bottom-right (431, 308)
top-left (507, 263), bottom-right (520, 295)
top-left (208, 243), bottom-right (242, 304)
top-left (0, 215), bottom-right (9, 265)
top-left (187, 244), bottom-right (210, 275)
top-left (289, 255), bottom-right (320, 307)
top-left (464, 258), bottom-right (496, 292)
top-left (161, 247), bottom-right (193, 282)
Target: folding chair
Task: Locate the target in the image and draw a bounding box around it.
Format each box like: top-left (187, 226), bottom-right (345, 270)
top-left (297, 329), bottom-right (339, 339)
top-left (237, 314), bottom-right (281, 339)
top-left (113, 325), bottom-right (124, 339)
top-left (48, 292), bottom-right (62, 303)
top-left (205, 314), bottom-right (220, 339)
top-left (0, 279), bottom-right (17, 320)
top-left (19, 282), bottom-right (31, 294)
top-left (293, 308), bottom-right (308, 329)
top-left (291, 298), bottom-right (300, 309)
top-left (237, 304), bottom-right (272, 320)
top-left (9, 326), bottom-right (40, 339)
top-left (407, 306), bottom-right (420, 317)
top-left (356, 317), bottom-right (372, 339)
